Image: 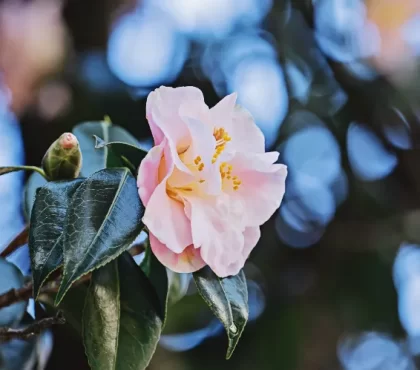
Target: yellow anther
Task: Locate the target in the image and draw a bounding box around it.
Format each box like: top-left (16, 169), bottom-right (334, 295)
top-left (233, 186), bottom-right (239, 191)
top-left (227, 175), bottom-right (231, 180)
top-left (212, 158), bottom-right (216, 164)
top-left (194, 156), bottom-right (202, 165)
top-left (199, 179), bottom-right (205, 183)
top-left (233, 180), bottom-right (241, 185)
top-left (198, 163), bottom-right (204, 171)
top-left (221, 173), bottom-right (226, 178)
top-left (228, 164), bottom-right (233, 172)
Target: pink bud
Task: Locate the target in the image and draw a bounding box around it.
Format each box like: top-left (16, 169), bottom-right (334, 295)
top-left (59, 133), bottom-right (78, 149)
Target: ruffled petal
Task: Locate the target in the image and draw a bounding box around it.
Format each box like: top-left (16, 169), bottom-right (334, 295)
top-left (149, 233), bottom-right (205, 273)
top-left (142, 144), bottom-right (193, 253)
top-left (186, 194), bottom-right (247, 277)
top-left (228, 151), bottom-right (287, 226)
top-left (146, 86), bottom-right (204, 145)
top-left (210, 95), bottom-right (265, 153)
top-left (181, 116), bottom-right (221, 195)
top-left (137, 140), bottom-right (165, 206)
top-left (229, 105), bottom-right (265, 153)
top-left (209, 92), bottom-right (237, 130)
top-left (147, 86), bottom-right (205, 177)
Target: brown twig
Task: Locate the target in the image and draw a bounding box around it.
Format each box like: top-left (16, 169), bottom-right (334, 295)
top-left (0, 311), bottom-right (65, 343)
top-left (0, 225), bottom-right (29, 258)
top-left (0, 241), bottom-right (145, 310)
top-left (129, 242), bottom-right (145, 257)
top-left (0, 274), bottom-right (91, 310)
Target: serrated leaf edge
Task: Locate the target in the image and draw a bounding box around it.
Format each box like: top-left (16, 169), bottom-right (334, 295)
top-left (55, 168), bottom-right (134, 305)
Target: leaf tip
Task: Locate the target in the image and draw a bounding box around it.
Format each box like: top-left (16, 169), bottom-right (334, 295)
top-left (94, 135), bottom-right (106, 149)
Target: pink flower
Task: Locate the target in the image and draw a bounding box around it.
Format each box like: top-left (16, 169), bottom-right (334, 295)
top-left (138, 86), bottom-right (287, 277)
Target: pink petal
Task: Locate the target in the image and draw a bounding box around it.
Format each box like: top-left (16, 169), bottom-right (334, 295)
top-left (147, 86), bottom-right (205, 177)
top-left (243, 227), bottom-right (260, 260)
top-left (146, 86), bottom-right (204, 145)
top-left (186, 195), bottom-right (247, 278)
top-left (149, 233), bottom-right (205, 273)
top-left (229, 105), bottom-right (265, 153)
top-left (137, 140), bottom-right (165, 206)
top-left (210, 95), bottom-right (265, 153)
top-left (180, 116), bottom-right (222, 195)
top-left (142, 144), bottom-right (193, 253)
top-left (229, 152), bottom-right (287, 226)
top-left (209, 92), bottom-right (237, 130)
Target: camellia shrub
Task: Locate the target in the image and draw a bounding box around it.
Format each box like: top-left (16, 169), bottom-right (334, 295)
top-left (0, 86), bottom-right (287, 369)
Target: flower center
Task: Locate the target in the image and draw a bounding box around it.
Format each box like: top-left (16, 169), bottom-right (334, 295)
top-left (167, 127), bottom-right (241, 199)
top-left (220, 162), bottom-right (241, 191)
top-left (212, 127), bottom-right (231, 164)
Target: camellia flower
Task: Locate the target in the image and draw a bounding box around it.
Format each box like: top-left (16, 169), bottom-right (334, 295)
top-left (138, 87), bottom-right (287, 277)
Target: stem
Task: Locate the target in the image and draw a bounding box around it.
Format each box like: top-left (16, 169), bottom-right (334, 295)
top-left (0, 224), bottom-right (29, 258)
top-left (0, 312), bottom-right (65, 343)
top-left (0, 242), bottom-right (145, 310)
top-left (24, 166), bottom-right (48, 179)
top-left (0, 274), bottom-right (91, 310)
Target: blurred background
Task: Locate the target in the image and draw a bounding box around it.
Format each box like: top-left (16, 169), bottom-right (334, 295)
top-left (1, 0), bottom-right (420, 369)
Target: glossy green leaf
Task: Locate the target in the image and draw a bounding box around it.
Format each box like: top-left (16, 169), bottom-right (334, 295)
top-left (140, 246), bottom-right (169, 324)
top-left (55, 168), bottom-right (144, 305)
top-left (73, 121), bottom-right (139, 177)
top-left (29, 179), bottom-right (85, 299)
top-left (94, 135), bottom-right (148, 174)
top-left (193, 268), bottom-right (248, 359)
top-left (0, 258), bottom-right (26, 328)
top-left (24, 172), bottom-right (48, 220)
top-left (83, 253), bottom-right (163, 370)
top-left (0, 166), bottom-right (46, 178)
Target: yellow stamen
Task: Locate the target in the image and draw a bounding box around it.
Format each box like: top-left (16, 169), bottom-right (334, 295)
top-left (198, 163), bottom-right (204, 171)
top-left (233, 186), bottom-right (239, 191)
top-left (199, 179), bottom-right (205, 183)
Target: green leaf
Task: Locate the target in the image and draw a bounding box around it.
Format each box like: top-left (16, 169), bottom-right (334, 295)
top-left (0, 258), bottom-right (26, 327)
top-left (140, 246), bottom-right (169, 324)
top-left (73, 121), bottom-right (139, 177)
top-left (55, 168), bottom-right (144, 305)
top-left (29, 179), bottom-right (85, 299)
top-left (94, 135), bottom-right (148, 174)
top-left (0, 166), bottom-right (46, 178)
top-left (38, 283), bottom-right (88, 335)
top-left (24, 172), bottom-right (48, 220)
top-left (83, 253), bottom-right (163, 370)
top-left (193, 268), bottom-right (248, 359)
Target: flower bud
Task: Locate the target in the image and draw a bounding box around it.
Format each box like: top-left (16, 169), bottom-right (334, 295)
top-left (42, 133), bottom-right (82, 180)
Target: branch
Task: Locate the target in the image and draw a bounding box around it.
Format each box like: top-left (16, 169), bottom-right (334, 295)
top-left (0, 241), bottom-right (145, 310)
top-left (0, 274), bottom-right (91, 310)
top-left (0, 312), bottom-right (65, 343)
top-left (0, 224), bottom-right (29, 258)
